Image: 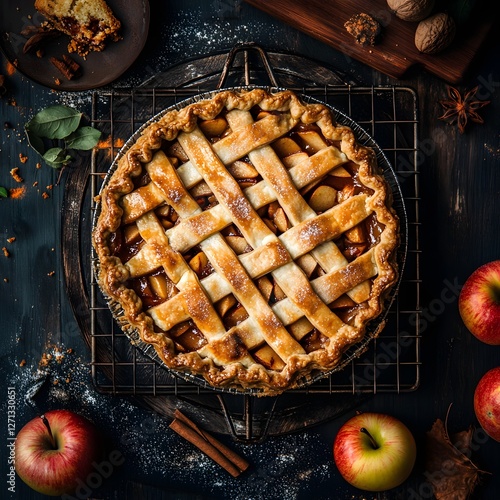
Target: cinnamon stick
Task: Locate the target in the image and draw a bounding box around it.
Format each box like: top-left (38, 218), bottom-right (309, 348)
top-left (50, 55), bottom-right (81, 80)
top-left (170, 410), bottom-right (249, 477)
top-left (174, 409), bottom-right (250, 473)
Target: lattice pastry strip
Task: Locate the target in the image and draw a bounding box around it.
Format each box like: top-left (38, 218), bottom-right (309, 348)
top-left (93, 88), bottom-right (399, 394)
top-left (226, 109), bottom-right (371, 303)
top-left (176, 125), bottom-right (353, 344)
top-left (125, 145), bottom-right (348, 276)
top-left (139, 147), bottom-right (304, 363)
top-left (148, 194), bottom-right (373, 330)
top-left (121, 113), bottom-right (296, 223)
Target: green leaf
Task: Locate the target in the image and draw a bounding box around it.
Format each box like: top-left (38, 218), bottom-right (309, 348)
top-left (65, 126), bottom-right (101, 150)
top-left (43, 147), bottom-right (73, 169)
top-left (26, 105), bottom-right (82, 140)
top-left (25, 128), bottom-right (46, 156)
top-left (0, 187), bottom-right (8, 198)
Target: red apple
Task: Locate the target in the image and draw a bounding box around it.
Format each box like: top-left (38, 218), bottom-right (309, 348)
top-left (459, 260), bottom-right (500, 345)
top-left (15, 409), bottom-right (102, 496)
top-left (474, 366), bottom-right (500, 441)
top-left (333, 412), bottom-right (417, 491)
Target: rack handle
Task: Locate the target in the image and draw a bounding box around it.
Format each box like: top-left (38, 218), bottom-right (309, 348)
top-left (217, 42), bottom-right (279, 89)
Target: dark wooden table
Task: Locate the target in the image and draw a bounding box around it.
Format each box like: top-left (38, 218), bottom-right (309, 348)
top-left (1, 2), bottom-right (499, 499)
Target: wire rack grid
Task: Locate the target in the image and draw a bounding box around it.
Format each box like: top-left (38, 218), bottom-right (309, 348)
top-left (87, 46), bottom-right (421, 399)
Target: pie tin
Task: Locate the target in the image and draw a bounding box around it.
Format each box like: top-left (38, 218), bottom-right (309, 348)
top-left (92, 86), bottom-right (408, 396)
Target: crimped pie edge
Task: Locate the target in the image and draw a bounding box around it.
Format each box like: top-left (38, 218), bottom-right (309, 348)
top-left (92, 88), bottom-right (400, 395)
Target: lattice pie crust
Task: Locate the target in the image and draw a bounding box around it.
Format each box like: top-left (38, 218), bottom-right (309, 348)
top-left (92, 88), bottom-right (399, 395)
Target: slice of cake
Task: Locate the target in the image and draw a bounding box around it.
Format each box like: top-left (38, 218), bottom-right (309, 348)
top-left (34, 0), bottom-right (122, 57)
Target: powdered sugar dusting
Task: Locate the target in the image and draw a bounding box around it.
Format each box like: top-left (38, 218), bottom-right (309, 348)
top-left (3, 342), bottom-right (335, 498)
top-left (299, 220), bottom-right (322, 245)
top-left (164, 432), bottom-right (334, 499)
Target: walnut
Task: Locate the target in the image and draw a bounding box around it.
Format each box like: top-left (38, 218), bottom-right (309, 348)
top-left (387, 0), bottom-right (435, 22)
top-left (415, 12), bottom-right (456, 54)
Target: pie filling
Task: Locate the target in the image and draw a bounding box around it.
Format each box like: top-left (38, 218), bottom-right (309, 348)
top-left (93, 89), bottom-right (399, 394)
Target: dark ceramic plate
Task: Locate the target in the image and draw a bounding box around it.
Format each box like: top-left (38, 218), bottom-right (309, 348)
top-left (0, 0), bottom-right (149, 91)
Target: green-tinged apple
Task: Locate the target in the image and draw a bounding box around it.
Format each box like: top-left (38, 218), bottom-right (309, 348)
top-left (333, 412), bottom-right (417, 492)
top-left (15, 409), bottom-right (102, 496)
top-left (459, 260), bottom-right (500, 345)
top-left (474, 367), bottom-right (500, 441)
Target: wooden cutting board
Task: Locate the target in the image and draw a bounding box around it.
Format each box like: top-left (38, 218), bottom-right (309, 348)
top-left (245, 0), bottom-right (493, 83)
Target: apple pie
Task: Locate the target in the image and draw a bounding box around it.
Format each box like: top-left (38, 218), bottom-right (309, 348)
top-left (92, 88), bottom-right (399, 395)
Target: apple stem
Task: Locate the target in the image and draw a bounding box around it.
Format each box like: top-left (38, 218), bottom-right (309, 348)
top-left (40, 414), bottom-right (56, 449)
top-left (360, 427), bottom-right (379, 450)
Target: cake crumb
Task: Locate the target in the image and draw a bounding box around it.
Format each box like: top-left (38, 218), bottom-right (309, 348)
top-left (7, 237), bottom-right (16, 243)
top-left (2, 247), bottom-right (10, 257)
top-left (344, 13), bottom-right (381, 46)
top-left (19, 359), bottom-right (26, 367)
top-left (10, 167), bottom-right (23, 183)
top-left (19, 153), bottom-right (28, 163)
top-left (9, 186), bottom-right (26, 199)
top-left (39, 352), bottom-right (50, 367)
top-left (47, 271), bottom-right (55, 276)
top-left (42, 191), bottom-right (50, 199)
top-left (36, 162), bottom-right (42, 169)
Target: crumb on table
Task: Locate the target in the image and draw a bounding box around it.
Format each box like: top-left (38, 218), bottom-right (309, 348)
top-left (10, 167), bottom-right (23, 183)
top-left (9, 186), bottom-right (26, 199)
top-left (344, 13), bottom-right (381, 46)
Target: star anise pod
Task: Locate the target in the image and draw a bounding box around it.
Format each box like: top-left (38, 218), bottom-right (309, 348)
top-left (439, 85), bottom-right (490, 134)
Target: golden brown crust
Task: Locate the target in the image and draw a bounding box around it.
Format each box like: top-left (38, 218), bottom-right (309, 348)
top-left (92, 89), bottom-right (399, 395)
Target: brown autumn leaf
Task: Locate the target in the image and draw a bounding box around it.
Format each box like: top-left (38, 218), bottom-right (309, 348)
top-left (425, 412), bottom-right (488, 500)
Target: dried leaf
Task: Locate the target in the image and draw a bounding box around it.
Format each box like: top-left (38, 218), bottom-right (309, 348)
top-left (425, 407), bottom-right (488, 499)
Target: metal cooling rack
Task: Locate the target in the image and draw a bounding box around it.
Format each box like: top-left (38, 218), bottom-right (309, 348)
top-left (87, 44), bottom-right (421, 407)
